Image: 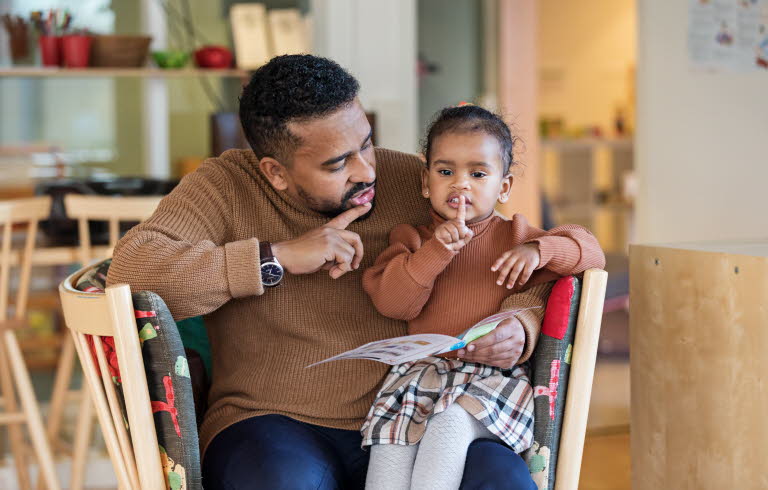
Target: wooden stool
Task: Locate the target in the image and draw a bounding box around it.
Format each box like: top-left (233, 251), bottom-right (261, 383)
top-left (45, 195), bottom-right (161, 490)
top-left (0, 197), bottom-right (61, 490)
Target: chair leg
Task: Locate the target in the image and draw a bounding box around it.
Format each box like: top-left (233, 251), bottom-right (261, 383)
top-left (44, 335), bottom-right (77, 452)
top-left (36, 336), bottom-right (77, 490)
top-left (3, 331), bottom-right (61, 490)
top-left (0, 332), bottom-right (31, 490)
top-left (69, 388), bottom-right (94, 490)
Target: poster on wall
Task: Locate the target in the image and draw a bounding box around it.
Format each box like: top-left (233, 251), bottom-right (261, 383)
top-left (688, 0), bottom-right (768, 71)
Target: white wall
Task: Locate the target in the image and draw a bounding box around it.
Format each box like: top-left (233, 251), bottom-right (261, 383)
top-left (310, 0), bottom-right (418, 153)
top-left (636, 0), bottom-right (768, 243)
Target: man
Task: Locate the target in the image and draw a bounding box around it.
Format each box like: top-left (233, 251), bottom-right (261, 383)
top-left (108, 54), bottom-right (538, 489)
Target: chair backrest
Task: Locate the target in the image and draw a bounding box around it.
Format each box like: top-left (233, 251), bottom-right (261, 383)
top-left (554, 268), bottom-right (607, 489)
top-left (59, 262), bottom-right (165, 490)
top-left (0, 197), bottom-right (52, 328)
top-left (63, 194), bottom-right (162, 263)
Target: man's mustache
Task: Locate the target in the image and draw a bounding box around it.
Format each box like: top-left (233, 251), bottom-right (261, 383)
top-left (342, 181), bottom-right (376, 203)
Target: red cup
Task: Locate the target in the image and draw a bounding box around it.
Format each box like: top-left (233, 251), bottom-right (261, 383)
top-left (61, 35), bottom-right (92, 68)
top-left (39, 36), bottom-right (62, 66)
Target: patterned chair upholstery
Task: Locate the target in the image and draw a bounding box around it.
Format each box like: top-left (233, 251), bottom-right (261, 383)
top-left (524, 275), bottom-right (583, 489)
top-left (76, 259), bottom-right (202, 490)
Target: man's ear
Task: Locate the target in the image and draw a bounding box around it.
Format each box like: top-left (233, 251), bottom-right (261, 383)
top-left (498, 174), bottom-right (513, 203)
top-left (421, 166), bottom-right (430, 198)
top-left (258, 157), bottom-right (289, 191)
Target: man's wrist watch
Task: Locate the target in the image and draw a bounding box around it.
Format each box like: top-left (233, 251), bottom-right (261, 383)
top-left (260, 242), bottom-right (284, 287)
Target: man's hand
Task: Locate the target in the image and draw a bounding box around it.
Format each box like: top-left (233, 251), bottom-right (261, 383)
top-left (433, 196), bottom-right (474, 252)
top-left (491, 243), bottom-right (540, 290)
top-left (271, 203), bottom-right (371, 279)
top-left (455, 316), bottom-right (525, 369)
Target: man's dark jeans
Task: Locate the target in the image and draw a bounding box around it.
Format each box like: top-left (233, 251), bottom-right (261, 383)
top-left (202, 414), bottom-right (537, 489)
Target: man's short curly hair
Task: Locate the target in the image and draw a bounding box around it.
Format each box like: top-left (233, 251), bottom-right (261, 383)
top-left (239, 54), bottom-right (360, 163)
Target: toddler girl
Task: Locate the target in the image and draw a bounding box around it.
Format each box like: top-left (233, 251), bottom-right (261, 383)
top-left (361, 105), bottom-right (605, 489)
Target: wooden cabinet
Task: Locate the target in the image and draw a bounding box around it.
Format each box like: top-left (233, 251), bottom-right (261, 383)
top-left (630, 241), bottom-right (768, 489)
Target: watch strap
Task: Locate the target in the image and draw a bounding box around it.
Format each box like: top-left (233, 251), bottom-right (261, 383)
top-left (259, 241), bottom-right (274, 264)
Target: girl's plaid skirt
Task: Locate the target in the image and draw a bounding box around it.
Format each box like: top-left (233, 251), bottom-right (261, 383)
top-left (360, 357), bottom-right (534, 453)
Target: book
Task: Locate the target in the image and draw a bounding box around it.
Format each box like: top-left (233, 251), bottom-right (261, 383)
top-left (307, 307), bottom-right (540, 367)
top-left (230, 3), bottom-right (272, 69)
top-left (268, 9), bottom-right (309, 56)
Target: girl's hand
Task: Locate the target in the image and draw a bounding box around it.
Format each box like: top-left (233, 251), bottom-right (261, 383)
top-left (491, 243), bottom-right (541, 289)
top-left (433, 195), bottom-right (474, 252)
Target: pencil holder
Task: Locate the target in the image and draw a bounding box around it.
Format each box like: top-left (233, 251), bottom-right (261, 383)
top-left (38, 35), bottom-right (62, 66)
top-left (61, 34), bottom-right (92, 68)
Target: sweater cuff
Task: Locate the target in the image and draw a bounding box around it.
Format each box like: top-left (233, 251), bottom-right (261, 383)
top-left (527, 238), bottom-right (554, 270)
top-left (224, 238), bottom-right (264, 298)
top-left (405, 237), bottom-right (457, 287)
top-left (516, 307), bottom-right (543, 363)
top-left (499, 282), bottom-right (553, 364)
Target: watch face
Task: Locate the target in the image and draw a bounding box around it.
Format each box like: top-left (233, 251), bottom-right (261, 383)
top-left (261, 261), bottom-right (284, 287)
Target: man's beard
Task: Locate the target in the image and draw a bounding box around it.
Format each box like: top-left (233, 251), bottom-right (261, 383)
top-left (297, 181), bottom-right (377, 220)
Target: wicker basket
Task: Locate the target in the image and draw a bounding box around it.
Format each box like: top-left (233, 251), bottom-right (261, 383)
top-left (90, 35), bottom-right (152, 67)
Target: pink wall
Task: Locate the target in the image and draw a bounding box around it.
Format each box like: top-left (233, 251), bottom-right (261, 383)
top-left (497, 0), bottom-right (541, 226)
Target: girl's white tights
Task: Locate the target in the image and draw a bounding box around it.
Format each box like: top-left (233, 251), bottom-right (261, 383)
top-left (365, 403), bottom-right (500, 490)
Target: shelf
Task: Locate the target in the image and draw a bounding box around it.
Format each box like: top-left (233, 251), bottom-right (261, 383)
top-left (551, 201), bottom-right (633, 213)
top-left (542, 138), bottom-right (634, 151)
top-left (19, 332), bottom-right (65, 372)
top-left (27, 290), bottom-right (63, 311)
top-left (0, 67), bottom-right (250, 78)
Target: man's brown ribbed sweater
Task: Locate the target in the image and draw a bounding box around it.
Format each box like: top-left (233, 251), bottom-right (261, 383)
top-left (107, 148), bottom-right (432, 455)
top-left (362, 211), bottom-right (606, 363)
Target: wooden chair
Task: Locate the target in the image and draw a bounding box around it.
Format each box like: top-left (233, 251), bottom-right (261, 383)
top-left (45, 195), bottom-right (161, 489)
top-left (0, 197), bottom-right (61, 490)
top-left (59, 263), bottom-right (165, 489)
top-left (552, 268), bottom-right (607, 489)
top-left (62, 195), bottom-right (162, 265)
top-left (58, 260), bottom-right (605, 489)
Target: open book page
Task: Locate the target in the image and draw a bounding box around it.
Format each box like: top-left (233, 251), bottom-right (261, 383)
top-left (306, 334), bottom-right (458, 367)
top-left (306, 306), bottom-right (540, 367)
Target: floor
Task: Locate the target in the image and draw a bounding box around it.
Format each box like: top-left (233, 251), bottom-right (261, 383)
top-left (579, 359), bottom-right (631, 489)
top-left (587, 359), bottom-right (630, 430)
top-left (580, 431), bottom-right (631, 490)
top-left (578, 302), bottom-right (632, 490)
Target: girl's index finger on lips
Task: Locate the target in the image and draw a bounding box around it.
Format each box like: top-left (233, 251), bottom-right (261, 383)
top-left (457, 195), bottom-right (466, 224)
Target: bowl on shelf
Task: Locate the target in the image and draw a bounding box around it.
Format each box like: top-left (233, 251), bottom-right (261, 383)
top-left (90, 35), bottom-right (152, 68)
top-left (151, 50), bottom-right (190, 69)
top-left (194, 45), bottom-right (233, 69)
